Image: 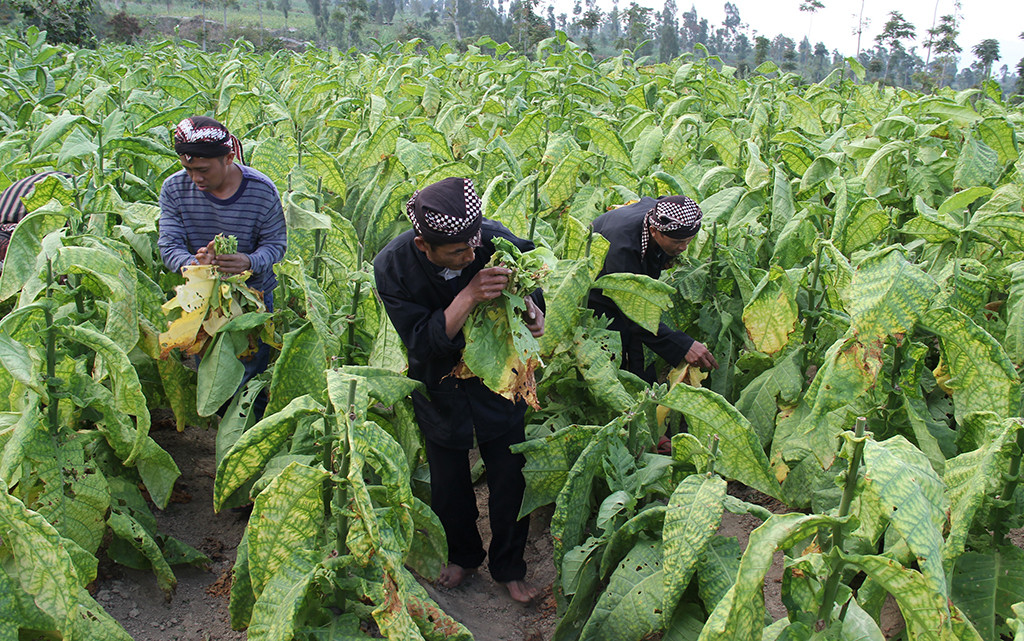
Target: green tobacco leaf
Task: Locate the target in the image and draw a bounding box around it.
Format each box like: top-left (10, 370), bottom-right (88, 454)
top-left (551, 423), bottom-right (617, 580)
top-left (1004, 261), bottom-right (1024, 366)
top-left (107, 510), bottom-right (176, 595)
top-left (581, 539), bottom-right (665, 641)
top-left (586, 118), bottom-right (631, 167)
top-left (943, 415), bottom-right (1021, 565)
top-left (663, 475), bottom-right (726, 617)
top-left (772, 335), bottom-right (882, 471)
top-left (59, 325), bottom-right (150, 466)
top-left (735, 348), bottom-right (803, 447)
top-left (245, 551), bottom-right (317, 641)
top-left (784, 95), bottom-right (823, 136)
top-left (461, 294), bottom-right (540, 407)
top-left (0, 489), bottom-right (131, 640)
top-left (952, 546), bottom-right (1024, 641)
top-left (659, 385), bottom-right (781, 500)
top-left (955, 135), bottom-right (999, 189)
top-left (513, 424), bottom-right (599, 518)
top-left (266, 321), bottom-right (328, 416)
top-left (845, 247), bottom-right (938, 338)
top-left (744, 141), bottom-right (770, 190)
top-left (32, 437), bottom-right (109, 557)
top-left (55, 244), bottom-right (140, 354)
top-left (543, 149), bottom-right (595, 210)
top-left (539, 259), bottom-right (594, 356)
top-left (601, 506), bottom-right (666, 579)
top-left (920, 307), bottom-right (1019, 423)
top-left (631, 124), bottom-right (663, 174)
top-left (696, 536), bottom-right (742, 612)
top-left (247, 462), bottom-right (327, 599)
top-left (196, 332), bottom-right (245, 418)
top-left (230, 530), bottom-right (255, 630)
top-left (489, 174), bottom-right (537, 239)
top-left (0, 209), bottom-right (70, 302)
top-left (741, 266), bottom-right (799, 355)
top-left (841, 552), bottom-right (983, 641)
top-left (213, 395), bottom-right (324, 512)
top-left (968, 211), bottom-right (1024, 253)
top-left (337, 366), bottom-right (423, 406)
top-left (861, 436), bottom-right (948, 596)
top-left (698, 513), bottom-right (840, 641)
top-left (594, 272), bottom-right (674, 335)
top-left (406, 496), bottom-right (446, 581)
top-left (770, 166), bottom-right (795, 239)
top-left (832, 198), bottom-right (890, 255)
top-left (976, 117), bottom-right (1018, 166)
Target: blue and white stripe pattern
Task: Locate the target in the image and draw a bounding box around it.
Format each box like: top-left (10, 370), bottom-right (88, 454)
top-left (157, 164), bottom-right (286, 301)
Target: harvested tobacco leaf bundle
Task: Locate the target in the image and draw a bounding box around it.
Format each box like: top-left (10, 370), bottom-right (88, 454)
top-left (452, 238), bottom-right (557, 409)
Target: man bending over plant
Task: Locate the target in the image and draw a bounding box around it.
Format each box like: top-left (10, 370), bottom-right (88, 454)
top-left (589, 195), bottom-right (719, 383)
top-left (373, 177), bottom-right (543, 604)
top-left (157, 116), bottom-right (287, 401)
top-left (0, 172), bottom-right (71, 274)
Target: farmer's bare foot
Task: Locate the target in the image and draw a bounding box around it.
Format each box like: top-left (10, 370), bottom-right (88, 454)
top-left (505, 579), bottom-right (539, 603)
top-left (437, 564), bottom-right (473, 588)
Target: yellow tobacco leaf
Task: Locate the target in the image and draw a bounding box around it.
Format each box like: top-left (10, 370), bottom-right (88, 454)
top-left (657, 363), bottom-right (708, 427)
top-left (933, 359), bottom-right (953, 395)
top-left (159, 307), bottom-right (208, 358)
top-left (161, 264), bottom-right (217, 314)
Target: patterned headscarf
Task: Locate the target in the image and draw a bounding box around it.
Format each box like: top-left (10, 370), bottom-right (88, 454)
top-left (641, 195), bottom-right (703, 259)
top-left (406, 177), bottom-right (483, 247)
top-left (173, 116), bottom-right (245, 164)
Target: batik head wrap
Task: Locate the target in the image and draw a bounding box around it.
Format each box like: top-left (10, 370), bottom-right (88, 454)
top-left (173, 116), bottom-right (245, 164)
top-left (641, 195), bottom-right (703, 259)
top-left (405, 177), bottom-right (483, 247)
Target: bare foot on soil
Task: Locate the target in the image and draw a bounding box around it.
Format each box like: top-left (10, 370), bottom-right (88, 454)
top-left (437, 563), bottom-right (474, 588)
top-left (504, 579), bottom-right (539, 604)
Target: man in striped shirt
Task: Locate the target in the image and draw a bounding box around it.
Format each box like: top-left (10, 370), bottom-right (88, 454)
top-left (158, 116), bottom-right (286, 310)
top-left (158, 116), bottom-right (287, 397)
top-left (0, 172), bottom-right (71, 272)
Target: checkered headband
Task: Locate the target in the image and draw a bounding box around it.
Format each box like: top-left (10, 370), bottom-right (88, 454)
top-left (641, 196), bottom-right (703, 259)
top-left (406, 177), bottom-right (483, 247)
top-left (173, 116), bottom-right (245, 164)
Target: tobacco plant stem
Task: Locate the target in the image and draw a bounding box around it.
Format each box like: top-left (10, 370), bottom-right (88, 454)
top-left (992, 427), bottom-right (1024, 545)
top-left (817, 416), bottom-right (867, 623)
top-left (335, 379), bottom-right (356, 554)
top-left (803, 242), bottom-right (824, 347)
top-left (346, 244), bottom-right (364, 366)
top-left (45, 260), bottom-right (59, 437)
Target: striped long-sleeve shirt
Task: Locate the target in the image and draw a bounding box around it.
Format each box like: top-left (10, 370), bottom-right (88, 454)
top-left (158, 165), bottom-right (287, 304)
top-left (0, 172), bottom-right (72, 223)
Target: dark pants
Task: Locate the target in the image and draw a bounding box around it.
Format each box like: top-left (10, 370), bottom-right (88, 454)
top-left (424, 426), bottom-right (530, 583)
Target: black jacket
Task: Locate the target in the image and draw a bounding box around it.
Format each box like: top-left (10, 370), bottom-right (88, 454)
top-left (374, 219), bottom-right (540, 449)
top-left (588, 197), bottom-right (694, 382)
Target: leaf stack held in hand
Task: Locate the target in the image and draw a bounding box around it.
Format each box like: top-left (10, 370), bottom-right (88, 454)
top-left (453, 237), bottom-right (556, 409)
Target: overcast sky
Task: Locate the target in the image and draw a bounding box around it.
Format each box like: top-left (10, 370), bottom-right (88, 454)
top-left (553, 0), bottom-right (1023, 76)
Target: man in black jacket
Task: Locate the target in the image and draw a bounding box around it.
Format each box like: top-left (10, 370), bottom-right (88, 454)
top-left (589, 195), bottom-right (718, 383)
top-left (373, 177), bottom-right (542, 603)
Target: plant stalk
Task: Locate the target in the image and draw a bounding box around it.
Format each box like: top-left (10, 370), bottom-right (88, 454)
top-left (816, 416), bottom-right (867, 623)
top-left (44, 260), bottom-right (59, 437)
top-left (991, 426), bottom-right (1024, 545)
top-left (345, 243), bottom-right (364, 366)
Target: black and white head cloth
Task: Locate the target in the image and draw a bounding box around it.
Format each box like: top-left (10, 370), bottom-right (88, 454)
top-left (641, 195), bottom-right (703, 259)
top-left (173, 116), bottom-right (245, 164)
top-left (405, 177), bottom-right (483, 247)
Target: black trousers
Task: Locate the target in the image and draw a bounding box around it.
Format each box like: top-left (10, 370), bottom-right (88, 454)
top-left (424, 426), bottom-right (530, 583)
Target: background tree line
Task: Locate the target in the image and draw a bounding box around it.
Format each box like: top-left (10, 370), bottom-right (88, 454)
top-left (2, 0), bottom-right (1023, 97)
